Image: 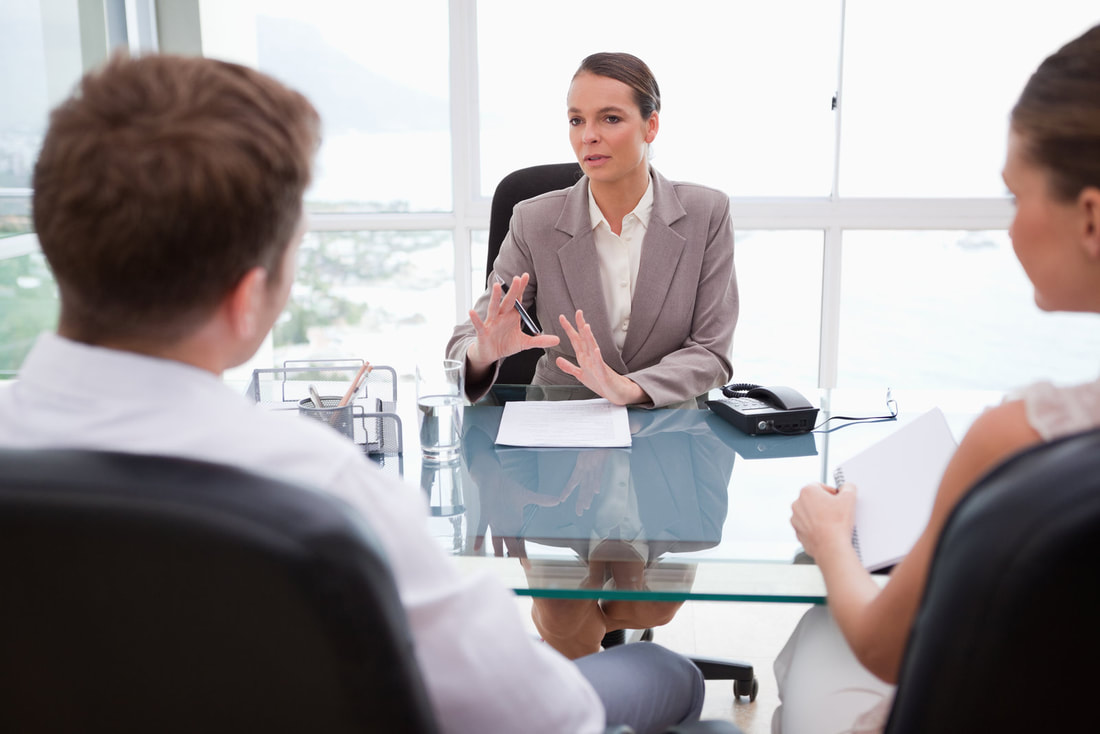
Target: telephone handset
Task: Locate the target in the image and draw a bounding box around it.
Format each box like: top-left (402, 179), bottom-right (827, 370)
top-left (706, 383), bottom-right (819, 435)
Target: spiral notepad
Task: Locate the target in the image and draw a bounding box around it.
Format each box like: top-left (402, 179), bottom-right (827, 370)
top-left (832, 407), bottom-right (957, 571)
top-left (832, 463), bottom-right (861, 559)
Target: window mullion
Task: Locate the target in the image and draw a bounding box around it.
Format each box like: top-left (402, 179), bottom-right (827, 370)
top-left (449, 0), bottom-right (480, 323)
top-left (819, 226), bottom-right (843, 390)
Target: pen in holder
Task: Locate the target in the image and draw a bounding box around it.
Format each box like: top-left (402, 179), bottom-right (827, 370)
top-left (298, 396), bottom-right (355, 441)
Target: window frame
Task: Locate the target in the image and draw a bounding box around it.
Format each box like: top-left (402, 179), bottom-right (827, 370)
top-left (300, 0), bottom-right (1014, 389)
top-left (2, 0), bottom-right (1019, 390)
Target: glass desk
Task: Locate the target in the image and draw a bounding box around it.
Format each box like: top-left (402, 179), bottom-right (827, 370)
top-left (415, 385), bottom-right (996, 604)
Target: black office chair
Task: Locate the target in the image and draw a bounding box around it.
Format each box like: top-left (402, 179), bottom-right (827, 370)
top-left (486, 162), bottom-right (584, 385)
top-left (884, 427), bottom-right (1100, 734)
top-left (0, 448), bottom-right (438, 734)
top-left (0, 448), bottom-right (739, 734)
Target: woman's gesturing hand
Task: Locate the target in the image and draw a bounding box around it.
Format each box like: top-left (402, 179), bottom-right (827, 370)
top-left (466, 273), bottom-right (559, 375)
top-left (555, 310), bottom-right (647, 406)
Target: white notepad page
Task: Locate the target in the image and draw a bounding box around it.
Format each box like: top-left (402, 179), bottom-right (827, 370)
top-left (495, 398), bottom-right (632, 448)
top-left (833, 407), bottom-right (957, 571)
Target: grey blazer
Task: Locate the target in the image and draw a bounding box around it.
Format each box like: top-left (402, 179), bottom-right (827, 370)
top-left (447, 168), bottom-right (738, 408)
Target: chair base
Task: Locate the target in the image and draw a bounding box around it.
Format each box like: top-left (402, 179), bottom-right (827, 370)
top-left (689, 655), bottom-right (759, 702)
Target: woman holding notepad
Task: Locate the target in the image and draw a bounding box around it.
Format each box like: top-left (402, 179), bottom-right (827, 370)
top-left (773, 24), bottom-right (1100, 734)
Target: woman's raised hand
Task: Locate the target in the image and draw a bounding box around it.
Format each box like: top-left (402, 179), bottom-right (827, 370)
top-left (556, 309), bottom-right (647, 406)
top-left (466, 273), bottom-right (559, 374)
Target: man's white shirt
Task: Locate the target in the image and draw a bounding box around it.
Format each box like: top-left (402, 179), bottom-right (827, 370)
top-left (0, 333), bottom-right (605, 734)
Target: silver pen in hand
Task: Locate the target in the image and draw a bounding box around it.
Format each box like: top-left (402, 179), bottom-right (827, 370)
top-left (493, 273), bottom-right (541, 335)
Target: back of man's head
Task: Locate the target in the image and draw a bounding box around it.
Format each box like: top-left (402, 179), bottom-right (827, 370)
top-left (32, 54), bottom-right (320, 346)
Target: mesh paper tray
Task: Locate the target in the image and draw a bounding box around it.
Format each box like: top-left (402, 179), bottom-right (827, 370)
top-left (246, 360), bottom-right (403, 461)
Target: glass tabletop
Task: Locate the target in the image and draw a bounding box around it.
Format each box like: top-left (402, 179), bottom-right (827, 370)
top-left (416, 385), bottom-right (993, 603)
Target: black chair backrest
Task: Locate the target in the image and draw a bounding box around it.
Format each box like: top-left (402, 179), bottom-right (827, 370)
top-left (0, 449), bottom-right (439, 734)
top-left (885, 427), bottom-right (1100, 734)
top-left (486, 162), bottom-right (584, 385)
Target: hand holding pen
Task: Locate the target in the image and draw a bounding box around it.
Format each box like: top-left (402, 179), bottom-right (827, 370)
top-left (493, 272), bottom-right (540, 335)
top-left (466, 272), bottom-right (560, 376)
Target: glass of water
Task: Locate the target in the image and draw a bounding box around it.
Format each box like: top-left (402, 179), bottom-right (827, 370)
top-left (416, 359), bottom-right (464, 463)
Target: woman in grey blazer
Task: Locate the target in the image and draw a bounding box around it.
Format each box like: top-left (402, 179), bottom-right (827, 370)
top-left (447, 52), bottom-right (738, 409)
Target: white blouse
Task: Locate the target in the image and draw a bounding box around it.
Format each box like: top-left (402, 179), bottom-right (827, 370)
top-left (1016, 375), bottom-right (1100, 439)
top-left (587, 175), bottom-right (654, 351)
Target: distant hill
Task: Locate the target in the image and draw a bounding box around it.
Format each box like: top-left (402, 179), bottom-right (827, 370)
top-left (256, 15), bottom-right (448, 135)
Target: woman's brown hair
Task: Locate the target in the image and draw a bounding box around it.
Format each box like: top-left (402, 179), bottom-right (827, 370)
top-left (1011, 24), bottom-right (1100, 202)
top-left (574, 52), bottom-right (661, 119)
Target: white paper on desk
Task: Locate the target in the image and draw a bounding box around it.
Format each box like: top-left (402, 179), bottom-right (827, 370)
top-left (495, 398), bottom-right (632, 447)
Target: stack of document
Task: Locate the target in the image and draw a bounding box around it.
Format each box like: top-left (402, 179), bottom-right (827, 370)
top-left (494, 398), bottom-right (632, 448)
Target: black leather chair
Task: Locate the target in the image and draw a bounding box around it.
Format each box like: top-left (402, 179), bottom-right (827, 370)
top-left (0, 448), bottom-right (438, 734)
top-left (486, 162), bottom-right (584, 385)
top-left (884, 427), bottom-right (1100, 733)
top-left (0, 448), bottom-right (739, 734)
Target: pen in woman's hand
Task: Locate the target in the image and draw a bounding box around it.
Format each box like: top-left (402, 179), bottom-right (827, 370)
top-left (493, 273), bottom-right (541, 335)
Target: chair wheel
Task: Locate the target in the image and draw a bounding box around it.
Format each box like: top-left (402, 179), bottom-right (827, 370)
top-left (734, 677), bottom-right (759, 702)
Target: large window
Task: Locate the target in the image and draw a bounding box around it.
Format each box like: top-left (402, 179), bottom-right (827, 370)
top-left (841, 1), bottom-right (1098, 197)
top-left (0, 0), bottom-right (83, 373)
top-left (732, 232), bottom-right (822, 390)
top-left (838, 231), bottom-right (1100, 390)
top-left (0, 0), bottom-right (78, 241)
top-left (5, 1), bottom-right (1100, 397)
top-left (196, 0), bottom-right (452, 214)
top-left (0, 0), bottom-right (81, 191)
top-left (0, 252), bottom-right (56, 374)
top-left (275, 230), bottom-right (457, 379)
top-left (477, 0), bottom-right (841, 198)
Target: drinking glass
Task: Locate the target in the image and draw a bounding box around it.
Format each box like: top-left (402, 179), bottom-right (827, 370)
top-left (416, 359), bottom-right (464, 463)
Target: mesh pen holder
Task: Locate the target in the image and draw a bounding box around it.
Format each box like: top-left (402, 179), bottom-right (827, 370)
top-left (297, 396), bottom-right (357, 441)
top-left (246, 360), bottom-right (404, 459)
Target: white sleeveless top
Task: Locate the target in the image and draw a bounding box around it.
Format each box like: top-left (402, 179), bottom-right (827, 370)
top-left (1017, 376), bottom-right (1100, 439)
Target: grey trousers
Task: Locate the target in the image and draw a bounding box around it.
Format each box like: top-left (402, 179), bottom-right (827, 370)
top-left (575, 642), bottom-right (705, 734)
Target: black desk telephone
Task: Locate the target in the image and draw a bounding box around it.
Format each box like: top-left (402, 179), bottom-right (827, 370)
top-left (706, 384), bottom-right (819, 436)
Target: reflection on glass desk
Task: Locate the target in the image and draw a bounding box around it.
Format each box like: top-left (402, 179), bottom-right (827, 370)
top-left (418, 385), bottom-right (993, 604)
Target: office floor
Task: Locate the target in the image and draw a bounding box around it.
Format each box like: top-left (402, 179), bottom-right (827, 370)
top-left (512, 596), bottom-right (813, 734)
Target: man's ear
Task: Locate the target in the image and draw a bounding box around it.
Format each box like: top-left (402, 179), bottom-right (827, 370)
top-left (1080, 186), bottom-right (1100, 260)
top-left (225, 266), bottom-right (269, 340)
